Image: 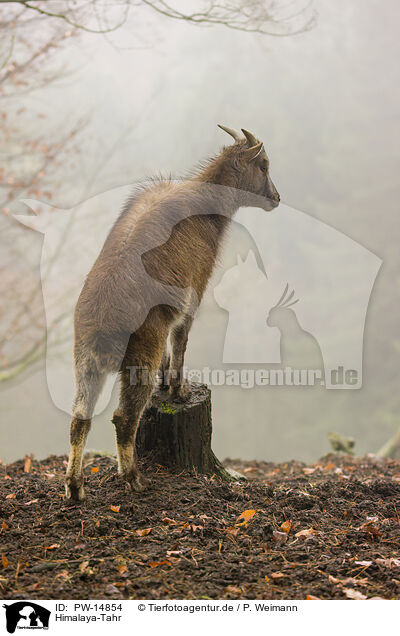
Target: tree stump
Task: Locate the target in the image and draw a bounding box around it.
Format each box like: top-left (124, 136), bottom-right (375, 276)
top-left (136, 383), bottom-right (232, 479)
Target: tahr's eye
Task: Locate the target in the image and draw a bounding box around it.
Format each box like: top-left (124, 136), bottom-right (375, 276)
top-left (260, 161), bottom-right (268, 173)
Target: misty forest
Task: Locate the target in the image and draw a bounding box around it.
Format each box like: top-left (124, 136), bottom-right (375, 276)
top-left (0, 0), bottom-right (399, 601)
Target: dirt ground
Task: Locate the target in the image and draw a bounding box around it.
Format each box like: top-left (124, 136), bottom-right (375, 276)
top-left (1, 452), bottom-right (400, 600)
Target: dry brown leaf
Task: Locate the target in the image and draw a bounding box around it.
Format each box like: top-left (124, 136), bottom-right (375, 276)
top-left (225, 585), bottom-right (242, 595)
top-left (270, 572), bottom-right (285, 579)
top-left (162, 517), bottom-right (177, 524)
top-left (2, 555), bottom-right (9, 569)
top-left (236, 509), bottom-right (256, 525)
top-left (190, 524), bottom-right (203, 533)
top-left (135, 528), bottom-right (152, 537)
top-left (117, 564), bottom-right (128, 575)
top-left (1, 521), bottom-right (8, 531)
top-left (148, 560), bottom-right (171, 568)
top-left (79, 560), bottom-right (90, 573)
top-left (91, 467), bottom-right (99, 474)
top-left (6, 493), bottom-right (15, 499)
top-left (45, 544), bottom-right (60, 550)
top-left (110, 505), bottom-right (120, 513)
top-left (295, 527), bottom-right (315, 538)
top-left (280, 520), bottom-right (292, 533)
top-left (24, 455), bottom-right (32, 473)
top-left (344, 588), bottom-right (367, 600)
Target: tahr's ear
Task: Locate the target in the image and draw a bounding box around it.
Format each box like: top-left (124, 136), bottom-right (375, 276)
top-left (243, 142), bottom-right (263, 162)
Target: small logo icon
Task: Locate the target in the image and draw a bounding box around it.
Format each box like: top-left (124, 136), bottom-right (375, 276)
top-left (3, 602), bottom-right (50, 633)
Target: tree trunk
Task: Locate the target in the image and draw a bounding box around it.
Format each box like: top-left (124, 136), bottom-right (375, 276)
top-left (376, 427), bottom-right (400, 459)
top-left (136, 384), bottom-right (233, 479)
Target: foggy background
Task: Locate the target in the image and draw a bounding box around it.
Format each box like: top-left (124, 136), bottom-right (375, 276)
top-left (1, 0), bottom-right (399, 463)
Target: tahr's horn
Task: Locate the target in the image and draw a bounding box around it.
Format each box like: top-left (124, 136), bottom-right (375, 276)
top-left (241, 128), bottom-right (258, 146)
top-left (217, 124), bottom-right (241, 142)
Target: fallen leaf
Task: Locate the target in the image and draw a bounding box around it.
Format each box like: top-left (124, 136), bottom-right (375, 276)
top-left (328, 574), bottom-right (341, 584)
top-left (162, 517), bottom-right (176, 524)
top-left (6, 494), bottom-right (15, 499)
top-left (225, 585), bottom-right (242, 595)
top-left (118, 564), bottom-right (128, 575)
top-left (280, 520), bottom-right (291, 533)
top-left (270, 572), bottom-right (285, 579)
top-left (45, 544), bottom-right (60, 550)
top-left (2, 555), bottom-right (9, 569)
top-left (110, 505), bottom-right (120, 513)
top-left (1, 521), bottom-right (8, 531)
top-left (344, 588), bottom-right (367, 600)
top-left (190, 525), bottom-right (203, 533)
top-left (236, 509), bottom-right (256, 525)
top-left (135, 528), bottom-right (152, 537)
top-left (306, 594), bottom-right (320, 600)
top-left (79, 561), bottom-right (90, 573)
top-left (91, 467), bottom-right (99, 474)
top-left (295, 528), bottom-right (315, 538)
top-left (148, 560), bottom-right (171, 568)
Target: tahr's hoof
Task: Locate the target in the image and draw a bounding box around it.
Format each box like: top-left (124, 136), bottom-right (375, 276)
top-left (169, 383), bottom-right (190, 402)
top-left (126, 473), bottom-right (148, 493)
top-left (65, 480), bottom-right (85, 502)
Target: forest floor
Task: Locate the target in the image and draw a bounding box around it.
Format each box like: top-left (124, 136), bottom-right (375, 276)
top-left (1, 452), bottom-right (400, 600)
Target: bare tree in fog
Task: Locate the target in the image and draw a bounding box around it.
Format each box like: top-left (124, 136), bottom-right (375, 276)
top-left (0, 0), bottom-right (316, 36)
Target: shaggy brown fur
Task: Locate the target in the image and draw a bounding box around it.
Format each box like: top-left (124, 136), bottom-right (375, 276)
top-left (65, 126), bottom-right (280, 501)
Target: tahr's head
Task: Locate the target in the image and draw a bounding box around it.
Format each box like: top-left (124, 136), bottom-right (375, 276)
top-left (216, 124), bottom-right (280, 211)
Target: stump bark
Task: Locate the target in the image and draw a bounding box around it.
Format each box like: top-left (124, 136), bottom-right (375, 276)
top-left (136, 384), bottom-right (231, 479)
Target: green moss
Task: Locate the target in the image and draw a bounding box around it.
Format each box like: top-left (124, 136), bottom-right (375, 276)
top-left (159, 402), bottom-right (177, 415)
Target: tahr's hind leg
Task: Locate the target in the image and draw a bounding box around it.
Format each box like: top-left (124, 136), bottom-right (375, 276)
top-left (65, 361), bottom-right (106, 501)
top-left (113, 327), bottom-right (166, 493)
top-left (113, 367), bottom-right (155, 493)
